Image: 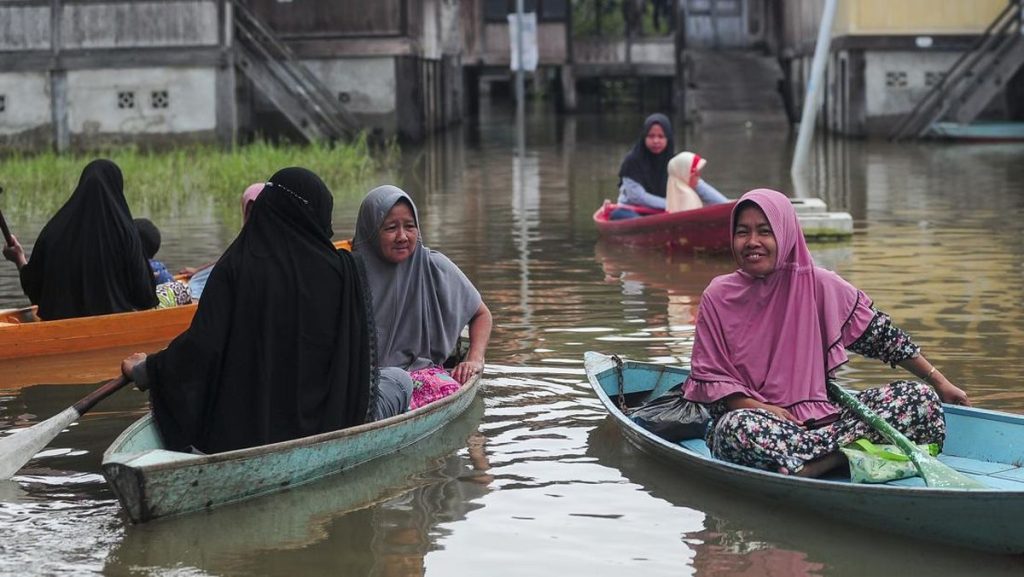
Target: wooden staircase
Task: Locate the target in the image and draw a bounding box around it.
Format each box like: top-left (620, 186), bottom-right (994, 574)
top-left (889, 1), bottom-right (1024, 141)
top-left (231, 0), bottom-right (358, 142)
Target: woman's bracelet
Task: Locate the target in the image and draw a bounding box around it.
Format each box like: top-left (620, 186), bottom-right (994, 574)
top-left (924, 366), bottom-right (937, 383)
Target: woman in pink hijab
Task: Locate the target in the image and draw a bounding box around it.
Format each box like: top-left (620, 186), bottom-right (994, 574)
top-left (683, 189), bottom-right (969, 477)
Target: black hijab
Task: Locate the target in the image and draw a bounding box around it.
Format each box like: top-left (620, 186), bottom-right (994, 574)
top-left (617, 113), bottom-right (676, 198)
top-left (134, 218), bottom-right (161, 260)
top-left (18, 159), bottom-right (157, 320)
top-left (145, 167), bottom-right (377, 454)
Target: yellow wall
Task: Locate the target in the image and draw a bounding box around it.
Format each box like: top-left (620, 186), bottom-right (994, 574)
top-left (834, 0), bottom-right (1008, 35)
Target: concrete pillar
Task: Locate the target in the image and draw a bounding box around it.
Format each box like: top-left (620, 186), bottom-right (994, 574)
top-left (216, 0), bottom-right (238, 148)
top-left (560, 65), bottom-right (577, 112)
top-left (49, 0), bottom-right (68, 153)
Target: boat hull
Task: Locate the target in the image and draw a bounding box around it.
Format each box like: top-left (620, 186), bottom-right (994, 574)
top-left (0, 304), bottom-right (197, 361)
top-left (584, 352), bottom-right (1024, 554)
top-left (593, 202), bottom-right (735, 252)
top-left (102, 374), bottom-right (481, 523)
top-left (593, 198), bottom-right (853, 251)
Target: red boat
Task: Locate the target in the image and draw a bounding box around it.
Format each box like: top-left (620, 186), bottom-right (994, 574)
top-left (593, 201), bottom-right (738, 253)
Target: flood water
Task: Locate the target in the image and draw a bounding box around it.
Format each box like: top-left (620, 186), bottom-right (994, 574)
top-left (2, 103), bottom-right (1024, 576)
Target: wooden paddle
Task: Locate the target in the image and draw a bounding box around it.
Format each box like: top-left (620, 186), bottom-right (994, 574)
top-left (0, 185), bottom-right (15, 247)
top-left (827, 381), bottom-right (986, 489)
top-left (0, 375), bottom-right (132, 479)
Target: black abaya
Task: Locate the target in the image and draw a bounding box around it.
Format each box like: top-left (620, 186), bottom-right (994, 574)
top-left (19, 159), bottom-right (157, 320)
top-left (144, 167), bottom-right (377, 454)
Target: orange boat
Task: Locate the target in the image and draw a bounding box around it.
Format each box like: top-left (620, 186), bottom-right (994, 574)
top-left (0, 240), bottom-right (353, 388)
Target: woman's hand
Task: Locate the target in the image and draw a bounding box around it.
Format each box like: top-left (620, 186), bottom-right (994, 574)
top-left (934, 380), bottom-right (971, 406)
top-left (451, 360), bottom-right (483, 384)
top-left (121, 352), bottom-right (147, 388)
top-left (761, 404), bottom-right (803, 424)
top-left (2, 234), bottom-right (27, 269)
top-left (725, 394), bottom-right (803, 425)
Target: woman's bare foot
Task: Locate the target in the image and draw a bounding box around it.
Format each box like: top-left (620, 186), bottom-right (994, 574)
top-left (794, 452), bottom-right (846, 478)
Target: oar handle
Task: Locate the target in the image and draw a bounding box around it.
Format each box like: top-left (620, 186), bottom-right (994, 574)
top-left (0, 185), bottom-right (12, 247)
top-left (0, 206), bottom-right (13, 247)
top-left (72, 375), bottom-right (131, 415)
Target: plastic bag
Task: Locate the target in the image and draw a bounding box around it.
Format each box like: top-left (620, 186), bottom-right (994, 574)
top-left (840, 438), bottom-right (940, 484)
top-left (628, 390), bottom-right (711, 442)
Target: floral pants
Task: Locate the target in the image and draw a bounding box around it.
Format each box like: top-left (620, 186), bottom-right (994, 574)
top-left (708, 381), bottom-right (946, 474)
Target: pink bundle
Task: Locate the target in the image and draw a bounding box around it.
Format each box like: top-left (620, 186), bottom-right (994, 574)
top-left (409, 366), bottom-right (461, 410)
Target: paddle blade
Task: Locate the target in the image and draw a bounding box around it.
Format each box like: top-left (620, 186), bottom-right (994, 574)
top-left (0, 407), bottom-right (81, 479)
top-left (910, 452), bottom-right (989, 490)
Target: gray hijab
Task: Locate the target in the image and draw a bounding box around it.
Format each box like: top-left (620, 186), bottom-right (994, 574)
top-left (353, 185), bottom-right (482, 371)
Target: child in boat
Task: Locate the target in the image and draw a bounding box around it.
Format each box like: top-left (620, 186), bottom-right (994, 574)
top-left (683, 189), bottom-right (969, 478)
top-left (1, 159), bottom-right (157, 320)
top-left (352, 185), bottom-right (492, 416)
top-left (135, 218), bottom-right (192, 308)
top-left (613, 114), bottom-right (728, 220)
top-left (121, 168), bottom-right (396, 454)
top-left (134, 218), bottom-right (173, 284)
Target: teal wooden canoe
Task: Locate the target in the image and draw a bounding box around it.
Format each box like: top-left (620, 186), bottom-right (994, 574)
top-left (584, 352), bottom-right (1024, 554)
top-left (102, 374), bottom-right (480, 523)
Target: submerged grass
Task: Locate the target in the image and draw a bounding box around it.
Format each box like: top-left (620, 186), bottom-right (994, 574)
top-left (0, 136), bottom-right (398, 228)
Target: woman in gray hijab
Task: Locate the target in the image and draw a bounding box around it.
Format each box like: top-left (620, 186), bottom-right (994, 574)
top-left (353, 185), bottom-right (492, 417)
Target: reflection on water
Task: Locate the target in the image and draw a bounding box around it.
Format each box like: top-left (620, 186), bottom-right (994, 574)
top-left (2, 104), bottom-right (1024, 575)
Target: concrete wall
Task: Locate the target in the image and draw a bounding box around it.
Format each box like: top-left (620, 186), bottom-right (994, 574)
top-left (0, 72), bottom-right (52, 135)
top-left (0, 0), bottom-right (227, 150)
top-left (301, 57), bottom-right (398, 134)
top-left (783, 0), bottom-right (1007, 51)
top-left (0, 4), bottom-right (51, 50)
top-left (835, 0), bottom-right (1007, 35)
top-left (67, 67), bottom-right (217, 135)
top-left (61, 1), bottom-right (219, 48)
top-left (862, 51), bottom-right (962, 117)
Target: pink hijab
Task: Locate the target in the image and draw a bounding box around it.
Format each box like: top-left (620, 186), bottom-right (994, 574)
top-left (683, 189), bottom-right (875, 423)
top-left (241, 183), bottom-right (265, 222)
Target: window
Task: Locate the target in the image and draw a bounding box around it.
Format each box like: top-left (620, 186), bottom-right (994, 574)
top-left (885, 71), bottom-right (907, 89)
top-left (151, 90), bottom-right (169, 109)
top-left (117, 91), bottom-right (135, 109)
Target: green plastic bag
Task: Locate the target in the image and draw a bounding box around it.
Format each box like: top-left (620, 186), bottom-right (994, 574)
top-left (840, 438), bottom-right (940, 484)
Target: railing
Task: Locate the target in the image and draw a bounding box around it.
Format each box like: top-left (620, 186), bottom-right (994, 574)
top-left (231, 0), bottom-right (358, 141)
top-left (889, 1), bottom-right (1022, 141)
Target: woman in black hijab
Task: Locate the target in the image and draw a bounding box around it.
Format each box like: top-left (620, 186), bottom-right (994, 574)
top-left (615, 113), bottom-right (676, 213)
top-left (2, 159), bottom-right (157, 320)
top-left (120, 167), bottom-right (377, 454)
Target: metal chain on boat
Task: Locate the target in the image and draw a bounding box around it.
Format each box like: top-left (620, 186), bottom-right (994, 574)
top-left (611, 354), bottom-right (628, 413)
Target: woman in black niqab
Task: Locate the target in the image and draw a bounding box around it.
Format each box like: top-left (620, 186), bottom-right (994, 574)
top-left (122, 167), bottom-right (377, 454)
top-left (2, 159), bottom-right (157, 320)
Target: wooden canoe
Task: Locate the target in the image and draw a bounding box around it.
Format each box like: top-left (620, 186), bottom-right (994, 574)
top-left (584, 352), bottom-right (1024, 554)
top-left (102, 373), bottom-right (481, 523)
top-left (0, 303), bottom-right (198, 362)
top-left (593, 198), bottom-right (853, 252)
top-left (107, 399), bottom-right (484, 568)
top-left (0, 240), bottom-right (354, 387)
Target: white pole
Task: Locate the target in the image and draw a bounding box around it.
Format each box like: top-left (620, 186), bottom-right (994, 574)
top-left (790, 0), bottom-right (838, 186)
top-left (515, 0), bottom-right (526, 158)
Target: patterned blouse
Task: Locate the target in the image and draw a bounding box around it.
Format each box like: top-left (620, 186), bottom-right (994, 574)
top-left (847, 308), bottom-right (920, 367)
top-left (702, 308), bottom-right (919, 419)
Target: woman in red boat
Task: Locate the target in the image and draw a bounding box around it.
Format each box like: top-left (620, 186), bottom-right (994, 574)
top-left (612, 114), bottom-right (727, 219)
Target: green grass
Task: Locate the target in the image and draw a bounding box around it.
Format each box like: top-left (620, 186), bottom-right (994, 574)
top-left (0, 135), bottom-right (397, 228)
